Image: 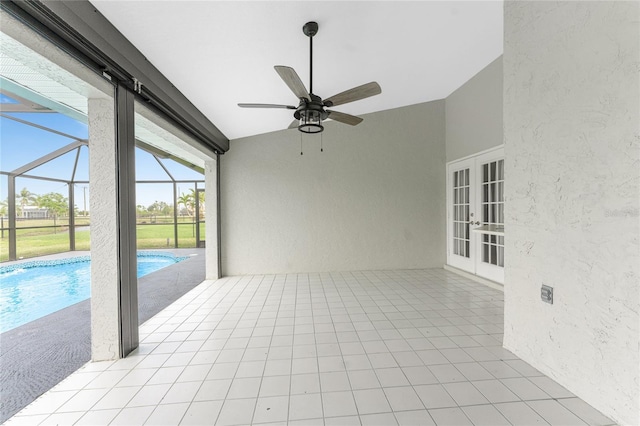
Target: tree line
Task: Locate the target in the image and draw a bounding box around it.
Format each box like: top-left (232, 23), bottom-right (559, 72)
top-left (0, 188), bottom-right (70, 218)
top-left (140, 189), bottom-right (204, 217)
top-left (0, 188), bottom-right (204, 219)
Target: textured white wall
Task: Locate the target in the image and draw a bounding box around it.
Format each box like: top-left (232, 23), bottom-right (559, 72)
top-left (446, 56), bottom-right (503, 162)
top-left (205, 159), bottom-right (220, 280)
top-left (221, 101), bottom-right (445, 275)
top-left (88, 98), bottom-right (121, 361)
top-left (503, 2), bottom-right (639, 424)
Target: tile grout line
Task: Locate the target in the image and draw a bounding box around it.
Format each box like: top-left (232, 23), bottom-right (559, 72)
top-left (209, 274), bottom-right (262, 426)
top-left (247, 273), bottom-right (277, 425)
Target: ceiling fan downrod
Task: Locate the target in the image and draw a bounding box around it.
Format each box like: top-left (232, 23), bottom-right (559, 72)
top-left (303, 21), bottom-right (318, 95)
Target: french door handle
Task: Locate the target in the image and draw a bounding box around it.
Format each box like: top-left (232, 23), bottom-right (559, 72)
top-left (469, 221), bottom-right (480, 225)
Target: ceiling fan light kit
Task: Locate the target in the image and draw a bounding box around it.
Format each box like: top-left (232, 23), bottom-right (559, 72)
top-left (238, 21), bottom-right (381, 135)
top-left (296, 94), bottom-right (326, 134)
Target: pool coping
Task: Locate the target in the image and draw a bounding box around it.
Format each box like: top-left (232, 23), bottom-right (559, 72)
top-left (1, 251), bottom-right (93, 267)
top-left (0, 250), bottom-right (188, 274)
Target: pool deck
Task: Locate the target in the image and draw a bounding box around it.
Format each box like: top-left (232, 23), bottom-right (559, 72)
top-left (0, 248), bottom-right (206, 423)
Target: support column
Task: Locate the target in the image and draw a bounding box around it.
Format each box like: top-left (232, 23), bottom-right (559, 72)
top-left (7, 176), bottom-right (16, 261)
top-left (194, 185), bottom-right (201, 247)
top-left (205, 157), bottom-right (220, 279)
top-left (173, 182), bottom-right (178, 248)
top-left (88, 83), bottom-right (138, 361)
top-left (68, 183), bottom-right (75, 251)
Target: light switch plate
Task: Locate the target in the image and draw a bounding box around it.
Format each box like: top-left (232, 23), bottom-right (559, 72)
top-left (541, 285), bottom-right (553, 304)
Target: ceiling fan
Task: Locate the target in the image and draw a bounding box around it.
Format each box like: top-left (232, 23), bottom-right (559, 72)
top-left (238, 21), bottom-right (381, 134)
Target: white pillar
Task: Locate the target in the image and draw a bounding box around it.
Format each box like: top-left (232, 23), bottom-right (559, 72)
top-left (88, 97), bottom-right (121, 361)
top-left (205, 158), bottom-right (220, 279)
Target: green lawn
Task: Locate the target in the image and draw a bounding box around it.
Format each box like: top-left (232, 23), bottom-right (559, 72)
top-left (9, 217), bottom-right (91, 229)
top-left (0, 219), bottom-right (204, 262)
top-left (136, 223), bottom-right (204, 249)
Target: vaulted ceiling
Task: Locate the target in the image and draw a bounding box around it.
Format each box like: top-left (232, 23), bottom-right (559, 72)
top-left (91, 1), bottom-right (503, 140)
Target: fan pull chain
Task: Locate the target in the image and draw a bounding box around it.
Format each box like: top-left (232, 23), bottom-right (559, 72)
top-left (300, 132), bottom-right (303, 156)
top-left (321, 132), bottom-right (323, 153)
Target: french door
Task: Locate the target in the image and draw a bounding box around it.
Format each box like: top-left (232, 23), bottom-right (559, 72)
top-left (447, 147), bottom-right (505, 284)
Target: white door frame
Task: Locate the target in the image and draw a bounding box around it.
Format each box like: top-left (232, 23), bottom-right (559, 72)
top-left (446, 145), bottom-right (505, 283)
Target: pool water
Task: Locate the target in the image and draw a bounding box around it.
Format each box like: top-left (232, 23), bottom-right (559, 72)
top-left (0, 252), bottom-right (187, 333)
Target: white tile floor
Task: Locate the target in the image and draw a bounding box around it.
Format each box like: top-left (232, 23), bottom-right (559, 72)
top-left (7, 269), bottom-right (616, 425)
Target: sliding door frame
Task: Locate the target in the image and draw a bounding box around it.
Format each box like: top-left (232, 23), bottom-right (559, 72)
top-left (0, 1), bottom-right (224, 357)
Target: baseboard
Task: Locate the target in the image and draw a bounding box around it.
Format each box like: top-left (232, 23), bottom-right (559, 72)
top-left (443, 264), bottom-right (504, 292)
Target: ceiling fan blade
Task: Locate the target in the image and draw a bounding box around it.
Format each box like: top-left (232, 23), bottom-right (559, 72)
top-left (288, 119), bottom-right (299, 129)
top-left (274, 66), bottom-right (311, 101)
top-left (324, 82), bottom-right (381, 107)
top-left (238, 103), bottom-right (297, 109)
top-left (326, 110), bottom-right (363, 126)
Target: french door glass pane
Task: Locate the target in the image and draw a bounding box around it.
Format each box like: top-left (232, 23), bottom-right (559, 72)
top-left (480, 159), bottom-right (505, 268)
top-left (452, 167), bottom-right (470, 258)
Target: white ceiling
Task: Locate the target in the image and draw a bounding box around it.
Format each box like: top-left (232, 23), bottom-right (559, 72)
top-left (91, 1), bottom-right (503, 141)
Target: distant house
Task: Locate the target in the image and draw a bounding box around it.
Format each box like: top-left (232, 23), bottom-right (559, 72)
top-left (21, 206), bottom-right (49, 219)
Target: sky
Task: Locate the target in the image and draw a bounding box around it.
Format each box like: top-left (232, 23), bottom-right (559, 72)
top-left (1, 95), bottom-right (204, 210)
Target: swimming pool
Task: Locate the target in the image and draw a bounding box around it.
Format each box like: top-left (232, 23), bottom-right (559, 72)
top-left (0, 252), bottom-right (187, 333)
